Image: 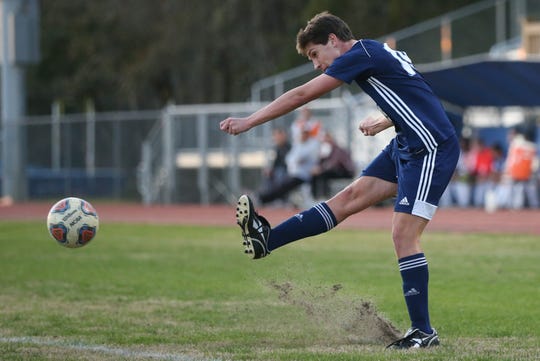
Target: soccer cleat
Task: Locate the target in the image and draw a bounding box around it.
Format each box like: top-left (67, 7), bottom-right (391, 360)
top-left (386, 327), bottom-right (440, 349)
top-left (236, 194), bottom-right (271, 259)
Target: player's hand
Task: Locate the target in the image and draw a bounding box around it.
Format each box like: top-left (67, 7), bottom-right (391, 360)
top-left (220, 117), bottom-right (251, 135)
top-left (359, 116), bottom-right (393, 136)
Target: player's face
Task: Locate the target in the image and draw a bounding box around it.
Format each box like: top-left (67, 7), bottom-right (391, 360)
top-left (305, 38), bottom-right (341, 72)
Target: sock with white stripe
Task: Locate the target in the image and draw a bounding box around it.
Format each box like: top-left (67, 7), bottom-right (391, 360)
top-left (267, 202), bottom-right (337, 251)
top-left (398, 253), bottom-right (433, 334)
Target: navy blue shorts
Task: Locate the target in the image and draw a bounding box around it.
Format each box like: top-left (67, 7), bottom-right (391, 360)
top-left (361, 135), bottom-right (459, 220)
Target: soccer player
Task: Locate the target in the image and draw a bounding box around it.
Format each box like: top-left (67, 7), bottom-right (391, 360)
top-left (219, 12), bottom-right (459, 349)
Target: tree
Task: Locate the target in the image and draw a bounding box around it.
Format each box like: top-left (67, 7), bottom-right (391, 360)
top-left (26, 0), bottom-right (480, 113)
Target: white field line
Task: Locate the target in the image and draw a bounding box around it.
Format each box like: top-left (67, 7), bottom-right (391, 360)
top-left (0, 336), bottom-right (227, 361)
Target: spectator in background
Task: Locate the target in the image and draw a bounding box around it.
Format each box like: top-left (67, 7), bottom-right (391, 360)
top-left (490, 143), bottom-right (506, 183)
top-left (255, 121), bottom-right (320, 207)
top-left (504, 128), bottom-right (539, 209)
top-left (440, 137), bottom-right (473, 208)
top-left (484, 143), bottom-right (506, 212)
top-left (258, 127), bottom-right (291, 204)
top-left (471, 138), bottom-right (494, 208)
top-left (311, 131), bottom-right (356, 199)
top-left (290, 107), bottom-right (321, 145)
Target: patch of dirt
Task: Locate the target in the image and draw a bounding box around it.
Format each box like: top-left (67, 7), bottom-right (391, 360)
top-left (270, 281), bottom-right (401, 345)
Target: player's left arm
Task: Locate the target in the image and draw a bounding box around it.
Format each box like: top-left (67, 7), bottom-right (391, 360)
top-left (359, 115), bottom-right (394, 136)
top-left (220, 74), bottom-right (343, 135)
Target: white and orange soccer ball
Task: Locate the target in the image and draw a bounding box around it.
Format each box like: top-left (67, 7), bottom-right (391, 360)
top-left (47, 197), bottom-right (99, 248)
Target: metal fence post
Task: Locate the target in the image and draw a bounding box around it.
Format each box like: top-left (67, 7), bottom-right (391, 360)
top-left (162, 106), bottom-right (175, 204)
top-left (85, 99), bottom-right (96, 177)
top-left (197, 113), bottom-right (209, 205)
top-left (1, 0), bottom-right (28, 200)
top-left (51, 100), bottom-right (62, 170)
top-left (495, 0), bottom-right (507, 45)
top-left (138, 141), bottom-right (152, 205)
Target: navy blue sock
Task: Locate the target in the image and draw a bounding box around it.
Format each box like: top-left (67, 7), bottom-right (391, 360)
top-left (398, 253), bottom-right (433, 334)
top-left (267, 202), bottom-right (337, 251)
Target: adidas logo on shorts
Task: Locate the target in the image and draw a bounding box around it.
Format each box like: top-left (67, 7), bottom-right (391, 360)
top-left (399, 197), bottom-right (410, 206)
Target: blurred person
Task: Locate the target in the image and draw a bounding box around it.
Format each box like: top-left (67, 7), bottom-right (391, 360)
top-left (255, 121), bottom-right (320, 207)
top-left (0, 196), bottom-right (14, 207)
top-left (311, 131), bottom-right (356, 199)
top-left (489, 143), bottom-right (506, 185)
top-left (258, 127), bottom-right (291, 204)
top-left (220, 12), bottom-right (458, 349)
top-left (291, 107), bottom-right (320, 145)
top-left (471, 138), bottom-right (494, 208)
top-left (484, 143), bottom-right (506, 212)
top-left (439, 137), bottom-right (473, 208)
top-left (504, 128), bottom-right (539, 209)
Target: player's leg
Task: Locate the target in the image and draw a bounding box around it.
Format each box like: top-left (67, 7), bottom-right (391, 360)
top-left (236, 144), bottom-right (399, 259)
top-left (391, 212), bottom-right (434, 338)
top-left (267, 176), bottom-right (396, 251)
top-left (388, 212), bottom-right (440, 349)
top-left (236, 175), bottom-right (396, 259)
top-left (392, 212), bottom-right (428, 258)
top-left (388, 135), bottom-right (460, 349)
top-left (326, 176), bottom-right (396, 222)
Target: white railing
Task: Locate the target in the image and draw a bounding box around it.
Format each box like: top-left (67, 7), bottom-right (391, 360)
top-left (137, 98), bottom-right (362, 204)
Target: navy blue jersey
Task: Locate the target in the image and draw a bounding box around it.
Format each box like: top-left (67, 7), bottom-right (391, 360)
top-left (325, 39), bottom-right (455, 157)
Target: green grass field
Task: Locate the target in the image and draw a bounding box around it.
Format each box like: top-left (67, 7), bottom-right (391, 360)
top-left (0, 220), bottom-right (538, 360)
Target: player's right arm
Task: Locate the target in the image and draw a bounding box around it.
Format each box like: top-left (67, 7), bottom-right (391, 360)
top-left (220, 74), bottom-right (343, 135)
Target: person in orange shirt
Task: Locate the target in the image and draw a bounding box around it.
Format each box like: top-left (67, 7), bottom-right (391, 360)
top-left (472, 138), bottom-right (494, 208)
top-left (504, 129), bottom-right (539, 209)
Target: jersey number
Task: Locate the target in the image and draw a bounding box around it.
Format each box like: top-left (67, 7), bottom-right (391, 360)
top-left (384, 43), bottom-right (416, 76)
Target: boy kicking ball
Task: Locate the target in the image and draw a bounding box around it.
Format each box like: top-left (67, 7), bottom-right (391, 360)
top-left (221, 12), bottom-right (458, 349)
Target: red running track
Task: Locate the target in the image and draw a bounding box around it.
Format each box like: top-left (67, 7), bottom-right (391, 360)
top-left (1, 201), bottom-right (539, 235)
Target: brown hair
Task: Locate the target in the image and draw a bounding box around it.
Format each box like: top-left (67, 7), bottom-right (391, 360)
top-left (296, 12), bottom-right (354, 56)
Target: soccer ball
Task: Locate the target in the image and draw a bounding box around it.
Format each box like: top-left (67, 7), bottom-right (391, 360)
top-left (47, 197), bottom-right (99, 248)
